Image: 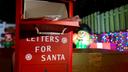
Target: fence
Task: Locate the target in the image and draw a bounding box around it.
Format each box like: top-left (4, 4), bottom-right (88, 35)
top-left (81, 4), bottom-right (128, 34)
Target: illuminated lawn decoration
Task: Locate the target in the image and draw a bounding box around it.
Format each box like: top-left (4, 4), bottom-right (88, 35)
top-left (73, 24), bottom-right (92, 49)
top-left (90, 30), bottom-right (128, 52)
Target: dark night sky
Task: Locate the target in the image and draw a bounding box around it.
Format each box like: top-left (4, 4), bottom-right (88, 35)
top-left (74, 0), bottom-right (128, 18)
top-left (0, 0), bottom-right (128, 23)
top-left (0, 0), bottom-right (15, 23)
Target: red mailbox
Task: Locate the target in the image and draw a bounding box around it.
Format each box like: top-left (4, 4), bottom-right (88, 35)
top-left (15, 0), bottom-right (79, 72)
top-left (16, 21), bottom-right (79, 72)
top-left (19, 31), bottom-right (73, 72)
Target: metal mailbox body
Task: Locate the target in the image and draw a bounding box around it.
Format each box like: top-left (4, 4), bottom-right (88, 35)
top-left (18, 32), bottom-right (73, 72)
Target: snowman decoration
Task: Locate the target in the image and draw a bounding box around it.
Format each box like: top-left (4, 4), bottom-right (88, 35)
top-left (73, 24), bottom-right (92, 49)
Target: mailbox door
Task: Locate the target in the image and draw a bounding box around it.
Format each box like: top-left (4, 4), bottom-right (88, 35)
top-left (18, 32), bottom-right (72, 72)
